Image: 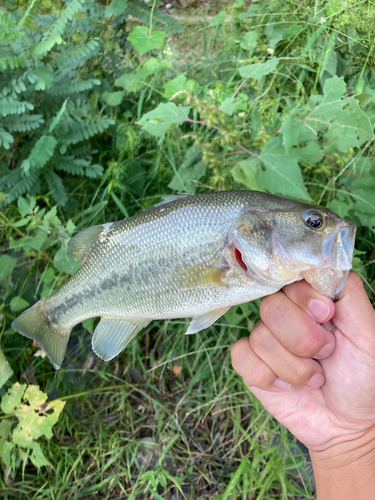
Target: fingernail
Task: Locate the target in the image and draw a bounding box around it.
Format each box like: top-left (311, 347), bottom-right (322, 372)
top-left (307, 372), bottom-right (325, 389)
top-left (274, 378), bottom-right (292, 391)
top-left (314, 341), bottom-right (335, 359)
top-left (308, 299), bottom-right (330, 322)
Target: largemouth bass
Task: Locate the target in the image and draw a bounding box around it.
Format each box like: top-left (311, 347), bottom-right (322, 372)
top-left (12, 191), bottom-right (356, 369)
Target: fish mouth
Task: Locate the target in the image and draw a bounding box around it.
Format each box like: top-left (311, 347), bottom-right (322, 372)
top-left (304, 219), bottom-right (357, 300)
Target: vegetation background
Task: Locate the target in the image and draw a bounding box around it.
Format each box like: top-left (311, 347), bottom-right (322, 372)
top-left (0, 0), bottom-right (375, 498)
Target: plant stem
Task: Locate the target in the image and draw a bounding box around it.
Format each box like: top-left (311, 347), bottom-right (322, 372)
top-left (149, 0), bottom-right (158, 38)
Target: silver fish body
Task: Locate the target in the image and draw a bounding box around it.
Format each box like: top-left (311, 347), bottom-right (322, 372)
top-left (12, 191), bottom-right (356, 369)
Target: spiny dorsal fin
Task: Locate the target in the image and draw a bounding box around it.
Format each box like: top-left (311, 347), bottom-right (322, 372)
top-left (68, 223), bottom-right (113, 261)
top-left (154, 193), bottom-right (194, 208)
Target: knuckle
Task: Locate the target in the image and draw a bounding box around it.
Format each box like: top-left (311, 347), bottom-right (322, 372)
top-left (287, 362), bottom-right (311, 385)
top-left (230, 338), bottom-right (248, 366)
top-left (294, 329), bottom-right (321, 357)
top-left (260, 295), bottom-right (284, 322)
top-left (250, 323), bottom-right (270, 351)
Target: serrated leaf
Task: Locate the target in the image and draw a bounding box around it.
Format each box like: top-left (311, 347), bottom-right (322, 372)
top-left (137, 102), bottom-right (191, 137)
top-left (240, 31), bottom-right (257, 53)
top-left (0, 347), bottom-right (13, 390)
top-left (324, 99), bottom-right (373, 153)
top-left (209, 11), bottom-right (227, 27)
top-left (232, 160), bottom-right (262, 191)
top-left (10, 296), bottom-right (30, 312)
top-left (290, 142), bottom-right (323, 165)
top-left (128, 26), bottom-right (165, 55)
top-left (102, 91), bottom-right (125, 106)
top-left (260, 137), bottom-right (311, 201)
top-left (239, 58), bottom-right (279, 79)
top-left (105, 0), bottom-right (127, 17)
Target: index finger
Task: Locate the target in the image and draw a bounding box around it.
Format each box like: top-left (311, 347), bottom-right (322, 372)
top-left (282, 280), bottom-right (335, 324)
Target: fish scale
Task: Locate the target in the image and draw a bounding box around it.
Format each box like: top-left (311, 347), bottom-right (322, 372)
top-left (12, 191), bottom-right (356, 369)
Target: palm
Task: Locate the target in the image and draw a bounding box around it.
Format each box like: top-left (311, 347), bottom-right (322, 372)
top-left (247, 315), bottom-right (375, 452)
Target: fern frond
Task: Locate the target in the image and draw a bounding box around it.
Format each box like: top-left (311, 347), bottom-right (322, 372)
top-left (48, 77), bottom-right (100, 96)
top-left (21, 135), bottom-right (57, 173)
top-left (55, 156), bottom-right (89, 176)
top-left (56, 38), bottom-right (102, 72)
top-left (3, 114), bottom-right (44, 132)
top-left (44, 170), bottom-right (68, 206)
top-left (0, 55), bottom-right (26, 70)
top-left (1, 169), bottom-right (39, 205)
top-left (0, 168), bottom-right (23, 189)
top-left (0, 128), bottom-right (14, 149)
top-left (64, 117), bottom-right (115, 144)
top-left (126, 0), bottom-right (182, 33)
top-left (0, 97), bottom-right (34, 117)
top-left (85, 163), bottom-right (103, 178)
top-left (0, 14), bottom-right (24, 42)
top-left (33, 0), bottom-right (86, 56)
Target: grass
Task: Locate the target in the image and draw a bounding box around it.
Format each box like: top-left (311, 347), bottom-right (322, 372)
top-left (1, 0), bottom-right (375, 497)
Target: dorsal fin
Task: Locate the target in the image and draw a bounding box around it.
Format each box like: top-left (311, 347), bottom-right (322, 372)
top-left (154, 193), bottom-right (194, 208)
top-left (68, 223), bottom-right (113, 261)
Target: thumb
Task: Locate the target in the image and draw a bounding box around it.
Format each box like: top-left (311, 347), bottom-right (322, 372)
top-left (332, 271), bottom-right (375, 340)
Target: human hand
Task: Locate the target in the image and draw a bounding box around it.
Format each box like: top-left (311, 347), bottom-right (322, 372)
top-left (231, 272), bottom-right (375, 465)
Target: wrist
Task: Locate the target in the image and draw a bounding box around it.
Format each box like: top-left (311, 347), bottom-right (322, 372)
top-left (310, 428), bottom-right (375, 500)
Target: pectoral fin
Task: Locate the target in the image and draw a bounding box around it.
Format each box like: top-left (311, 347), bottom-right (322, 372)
top-left (92, 318), bottom-right (150, 361)
top-left (176, 266), bottom-right (227, 290)
top-left (186, 307), bottom-right (231, 335)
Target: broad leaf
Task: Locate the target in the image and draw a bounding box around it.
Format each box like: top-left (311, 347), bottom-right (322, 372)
top-left (102, 91), bottom-right (125, 106)
top-left (105, 0), bottom-right (127, 17)
top-left (260, 137), bottom-right (311, 201)
top-left (0, 347), bottom-right (13, 390)
top-left (137, 102), bottom-right (191, 137)
top-left (128, 27), bottom-right (165, 55)
top-left (239, 58), bottom-right (279, 79)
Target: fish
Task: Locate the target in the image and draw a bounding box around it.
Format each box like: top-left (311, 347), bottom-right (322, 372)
top-left (12, 190), bottom-right (356, 370)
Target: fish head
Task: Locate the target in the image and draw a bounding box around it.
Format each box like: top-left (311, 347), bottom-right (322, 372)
top-left (228, 202), bottom-right (356, 300)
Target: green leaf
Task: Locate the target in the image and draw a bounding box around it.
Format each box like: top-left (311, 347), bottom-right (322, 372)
top-left (219, 97), bottom-right (246, 116)
top-left (349, 175), bottom-right (375, 230)
top-left (29, 442), bottom-right (50, 467)
top-left (34, 65), bottom-right (54, 91)
top-left (1, 382), bottom-right (26, 414)
top-left (0, 255), bottom-right (16, 281)
top-left (290, 142), bottom-right (323, 165)
top-left (0, 347), bottom-right (13, 390)
top-left (209, 11), bottom-right (227, 27)
top-left (280, 116), bottom-right (317, 153)
top-left (143, 57), bottom-right (169, 76)
top-left (232, 160), bottom-right (262, 191)
top-left (102, 91), bottom-right (125, 106)
top-left (115, 71), bottom-right (145, 93)
top-left (49, 99), bottom-right (68, 133)
top-left (105, 0), bottom-right (128, 17)
top-left (10, 296), bottom-right (30, 312)
top-left (21, 135), bottom-right (57, 173)
top-left (137, 102), bottom-right (191, 137)
top-left (29, 230), bottom-right (48, 251)
top-left (18, 196), bottom-right (35, 217)
top-left (54, 244), bottom-right (80, 275)
top-left (240, 31), bottom-right (257, 54)
top-left (324, 99), bottom-right (373, 153)
top-left (260, 137), bottom-right (311, 201)
top-left (239, 58), bottom-right (279, 79)
top-left (128, 26), bottom-right (165, 55)
top-left (163, 75), bottom-right (196, 99)
top-left (0, 420), bottom-right (13, 467)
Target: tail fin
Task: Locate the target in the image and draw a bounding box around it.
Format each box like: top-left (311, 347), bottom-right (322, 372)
top-left (12, 302), bottom-right (71, 370)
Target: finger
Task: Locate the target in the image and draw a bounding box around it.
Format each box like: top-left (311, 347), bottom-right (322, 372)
top-left (260, 292), bottom-right (336, 359)
top-left (231, 337), bottom-right (291, 392)
top-left (282, 280), bottom-right (335, 323)
top-left (333, 271), bottom-right (375, 342)
top-left (250, 321), bottom-right (325, 388)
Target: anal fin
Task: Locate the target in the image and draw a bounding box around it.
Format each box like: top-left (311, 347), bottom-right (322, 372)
top-left (186, 307), bottom-right (231, 335)
top-left (92, 318), bottom-right (150, 361)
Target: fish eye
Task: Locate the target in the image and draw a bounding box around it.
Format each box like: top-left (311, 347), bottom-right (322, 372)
top-left (304, 210), bottom-right (324, 230)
